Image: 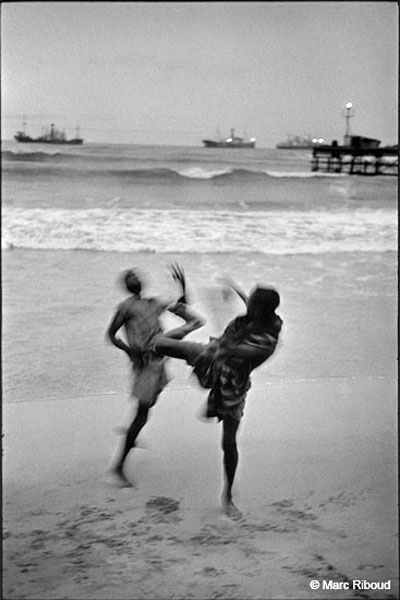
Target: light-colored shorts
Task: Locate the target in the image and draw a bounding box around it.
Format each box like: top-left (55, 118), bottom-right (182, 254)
top-left (132, 360), bottom-right (169, 407)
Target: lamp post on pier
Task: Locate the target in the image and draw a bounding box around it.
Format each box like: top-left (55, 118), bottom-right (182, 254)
top-left (342, 102), bottom-right (355, 146)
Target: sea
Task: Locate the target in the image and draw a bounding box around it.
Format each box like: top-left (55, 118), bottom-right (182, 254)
top-left (1, 141), bottom-right (398, 405)
top-left (2, 141), bottom-right (397, 255)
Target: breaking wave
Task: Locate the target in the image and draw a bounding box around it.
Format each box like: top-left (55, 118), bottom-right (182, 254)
top-left (3, 152), bottom-right (345, 182)
top-left (3, 206), bottom-right (396, 254)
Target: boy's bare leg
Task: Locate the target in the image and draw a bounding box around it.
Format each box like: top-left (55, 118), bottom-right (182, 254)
top-left (110, 404), bottom-right (150, 487)
top-left (154, 336), bottom-right (203, 364)
top-left (221, 416), bottom-right (242, 518)
top-left (153, 301), bottom-right (206, 362)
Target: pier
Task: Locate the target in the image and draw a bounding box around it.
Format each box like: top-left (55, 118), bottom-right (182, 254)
top-left (310, 102), bottom-right (398, 176)
top-left (311, 141), bottom-right (398, 176)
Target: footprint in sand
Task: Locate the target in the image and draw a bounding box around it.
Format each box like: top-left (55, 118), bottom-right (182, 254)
top-left (284, 553), bottom-right (350, 586)
top-left (144, 497), bottom-right (182, 523)
top-left (271, 499), bottom-right (294, 508)
top-left (269, 498), bottom-right (319, 529)
top-left (200, 566), bottom-right (223, 577)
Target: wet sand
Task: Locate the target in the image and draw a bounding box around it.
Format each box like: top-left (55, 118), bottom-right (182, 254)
top-left (2, 249), bottom-right (398, 599)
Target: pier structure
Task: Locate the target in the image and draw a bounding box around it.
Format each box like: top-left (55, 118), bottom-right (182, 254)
top-left (311, 140), bottom-right (398, 176)
top-left (311, 102), bottom-right (398, 176)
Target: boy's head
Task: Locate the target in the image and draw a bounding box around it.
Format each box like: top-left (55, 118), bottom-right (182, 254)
top-left (247, 286), bottom-right (280, 321)
top-left (122, 269), bottom-right (143, 295)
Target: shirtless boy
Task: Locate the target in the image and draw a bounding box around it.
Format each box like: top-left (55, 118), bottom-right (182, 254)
top-left (106, 263), bottom-right (204, 487)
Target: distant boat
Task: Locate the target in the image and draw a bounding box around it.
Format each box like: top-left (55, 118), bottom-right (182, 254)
top-left (202, 129), bottom-right (256, 149)
top-left (276, 134), bottom-right (325, 150)
top-left (14, 122), bottom-right (83, 145)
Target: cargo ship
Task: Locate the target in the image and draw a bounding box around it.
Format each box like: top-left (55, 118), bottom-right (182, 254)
top-left (202, 129), bottom-right (256, 149)
top-left (14, 122), bottom-right (83, 145)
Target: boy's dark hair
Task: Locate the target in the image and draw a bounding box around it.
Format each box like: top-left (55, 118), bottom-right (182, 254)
top-left (250, 287), bottom-right (280, 312)
top-left (122, 269), bottom-right (142, 295)
top-left (247, 286), bottom-right (280, 327)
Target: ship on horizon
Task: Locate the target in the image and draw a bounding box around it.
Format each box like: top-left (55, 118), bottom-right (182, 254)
top-left (276, 134), bottom-right (325, 150)
top-left (14, 120), bottom-right (83, 145)
top-left (202, 128), bottom-right (256, 149)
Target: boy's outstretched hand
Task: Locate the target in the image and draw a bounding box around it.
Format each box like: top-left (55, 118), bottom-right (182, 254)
top-left (169, 262), bottom-right (188, 304)
top-left (217, 276), bottom-right (248, 306)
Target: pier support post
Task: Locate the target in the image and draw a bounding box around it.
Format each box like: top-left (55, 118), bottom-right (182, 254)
top-left (309, 145), bottom-right (396, 176)
top-left (326, 157), bottom-right (331, 172)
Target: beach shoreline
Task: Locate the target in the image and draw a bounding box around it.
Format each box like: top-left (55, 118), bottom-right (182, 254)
top-left (2, 248), bottom-right (397, 403)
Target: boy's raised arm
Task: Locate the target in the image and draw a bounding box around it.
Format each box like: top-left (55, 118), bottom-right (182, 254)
top-left (217, 276), bottom-right (248, 306)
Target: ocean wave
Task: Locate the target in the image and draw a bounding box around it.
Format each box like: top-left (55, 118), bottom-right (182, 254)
top-left (2, 149), bottom-right (143, 164)
top-left (173, 167), bottom-right (347, 180)
top-left (2, 155), bottom-right (350, 182)
top-left (2, 150), bottom-right (78, 162)
top-left (174, 166), bottom-right (235, 179)
top-left (2, 206), bottom-right (397, 255)
top-left (265, 170), bottom-right (346, 178)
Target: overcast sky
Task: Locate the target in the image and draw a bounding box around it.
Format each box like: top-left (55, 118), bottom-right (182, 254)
top-left (1, 1), bottom-right (398, 146)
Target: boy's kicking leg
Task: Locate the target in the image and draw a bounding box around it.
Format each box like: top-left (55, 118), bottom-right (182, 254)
top-left (154, 335), bottom-right (204, 363)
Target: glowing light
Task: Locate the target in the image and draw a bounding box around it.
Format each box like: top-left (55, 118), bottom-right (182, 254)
top-left (250, 137), bottom-right (256, 142)
top-left (226, 138), bottom-right (233, 142)
top-left (318, 138), bottom-right (325, 144)
top-left (345, 102), bottom-right (353, 109)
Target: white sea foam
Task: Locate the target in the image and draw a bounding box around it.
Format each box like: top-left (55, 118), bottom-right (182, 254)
top-left (265, 170), bottom-right (347, 178)
top-left (2, 207), bottom-right (397, 254)
top-left (174, 166), bottom-right (233, 179)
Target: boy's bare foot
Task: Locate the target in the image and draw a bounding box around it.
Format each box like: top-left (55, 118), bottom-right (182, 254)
top-left (221, 495), bottom-right (243, 520)
top-left (108, 468), bottom-right (135, 488)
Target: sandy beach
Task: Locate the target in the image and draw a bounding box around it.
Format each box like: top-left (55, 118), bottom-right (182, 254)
top-left (2, 248), bottom-right (398, 600)
top-left (3, 2), bottom-right (398, 597)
